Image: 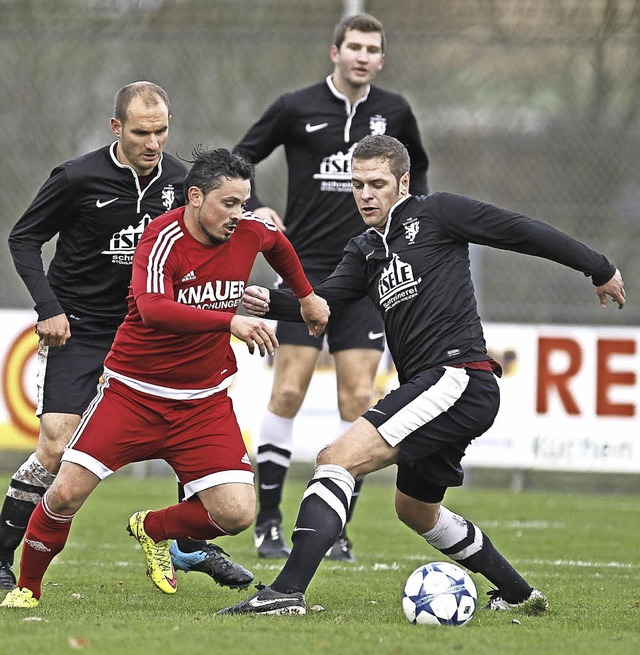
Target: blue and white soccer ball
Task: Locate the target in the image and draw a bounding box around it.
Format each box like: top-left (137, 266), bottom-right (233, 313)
top-left (402, 562), bottom-right (477, 626)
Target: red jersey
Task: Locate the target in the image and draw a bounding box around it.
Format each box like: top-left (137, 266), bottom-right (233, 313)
top-left (104, 207), bottom-right (312, 397)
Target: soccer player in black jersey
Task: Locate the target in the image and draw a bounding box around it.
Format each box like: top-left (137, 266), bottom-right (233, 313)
top-left (234, 13), bottom-right (429, 561)
top-left (218, 134), bottom-right (625, 616)
top-left (0, 82), bottom-right (251, 595)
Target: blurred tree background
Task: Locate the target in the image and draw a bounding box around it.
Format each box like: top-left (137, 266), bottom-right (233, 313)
top-left (1, 0), bottom-right (638, 324)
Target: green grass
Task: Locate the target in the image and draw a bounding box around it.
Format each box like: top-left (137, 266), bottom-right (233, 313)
top-left (0, 472), bottom-right (639, 655)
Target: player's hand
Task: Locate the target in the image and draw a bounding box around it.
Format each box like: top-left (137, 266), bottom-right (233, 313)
top-left (254, 206), bottom-right (286, 232)
top-left (242, 285), bottom-right (271, 316)
top-left (299, 292), bottom-right (330, 337)
top-left (596, 269), bottom-right (626, 310)
top-left (36, 313), bottom-right (71, 347)
top-left (230, 315), bottom-right (278, 356)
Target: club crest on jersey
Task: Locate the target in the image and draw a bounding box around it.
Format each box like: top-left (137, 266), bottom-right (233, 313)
top-left (378, 254), bottom-right (420, 312)
top-left (403, 217), bottom-right (420, 245)
top-left (369, 114), bottom-right (387, 136)
top-left (102, 213), bottom-right (153, 265)
top-left (162, 185), bottom-right (176, 211)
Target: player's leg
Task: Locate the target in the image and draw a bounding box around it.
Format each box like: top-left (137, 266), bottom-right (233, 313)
top-left (0, 331), bottom-right (109, 591)
top-left (137, 391), bottom-right (254, 590)
top-left (329, 347), bottom-right (382, 561)
top-left (254, 337), bottom-right (320, 558)
top-left (394, 486), bottom-right (548, 614)
top-left (170, 482), bottom-right (250, 584)
top-left (218, 418), bottom-right (397, 615)
top-left (0, 413), bottom-right (79, 592)
top-left (326, 296), bottom-right (384, 561)
top-left (388, 366), bottom-right (547, 614)
top-left (1, 461), bottom-right (101, 608)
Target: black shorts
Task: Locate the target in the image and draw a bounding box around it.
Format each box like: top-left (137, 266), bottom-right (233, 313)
top-left (363, 366), bottom-right (500, 501)
top-left (37, 314), bottom-right (120, 416)
top-left (275, 271), bottom-right (385, 353)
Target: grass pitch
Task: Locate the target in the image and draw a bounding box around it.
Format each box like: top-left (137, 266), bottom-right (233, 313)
top-left (0, 471), bottom-right (638, 655)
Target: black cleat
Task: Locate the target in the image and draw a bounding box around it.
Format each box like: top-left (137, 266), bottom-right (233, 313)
top-left (0, 561), bottom-right (16, 591)
top-left (254, 520), bottom-right (290, 559)
top-left (484, 588), bottom-right (549, 614)
top-left (218, 584), bottom-right (306, 615)
top-left (325, 532), bottom-right (355, 562)
top-left (170, 542), bottom-right (253, 589)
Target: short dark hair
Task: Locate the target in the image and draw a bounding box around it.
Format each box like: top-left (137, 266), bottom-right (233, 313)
top-left (183, 145), bottom-right (255, 197)
top-left (352, 135), bottom-right (410, 183)
top-left (114, 81), bottom-right (171, 123)
top-left (333, 13), bottom-right (385, 53)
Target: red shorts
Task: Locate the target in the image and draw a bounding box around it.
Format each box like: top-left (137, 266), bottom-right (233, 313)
top-left (62, 377), bottom-right (253, 499)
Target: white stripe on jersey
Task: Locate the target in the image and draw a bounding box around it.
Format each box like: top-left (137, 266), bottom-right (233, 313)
top-left (377, 366), bottom-right (470, 447)
top-left (146, 221), bottom-right (183, 294)
top-left (241, 210), bottom-right (278, 231)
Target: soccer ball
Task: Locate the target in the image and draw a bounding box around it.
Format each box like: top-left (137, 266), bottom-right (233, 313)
top-left (402, 562), bottom-right (477, 626)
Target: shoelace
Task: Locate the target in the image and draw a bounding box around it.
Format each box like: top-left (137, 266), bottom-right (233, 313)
top-left (152, 539), bottom-right (173, 571)
top-left (200, 543), bottom-right (231, 558)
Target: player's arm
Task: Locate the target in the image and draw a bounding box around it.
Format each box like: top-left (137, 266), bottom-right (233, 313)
top-left (233, 95), bottom-right (290, 219)
top-left (261, 227), bottom-right (329, 335)
top-left (400, 101), bottom-right (429, 195)
top-left (437, 193), bottom-right (623, 308)
top-left (246, 243), bottom-right (369, 325)
top-left (9, 166), bottom-right (74, 323)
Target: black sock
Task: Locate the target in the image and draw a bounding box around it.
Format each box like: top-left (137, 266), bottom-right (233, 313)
top-left (0, 490), bottom-right (42, 563)
top-left (271, 465), bottom-right (354, 594)
top-left (255, 444), bottom-right (291, 525)
top-left (458, 533), bottom-right (532, 602)
top-left (423, 506), bottom-right (532, 604)
top-left (175, 482), bottom-right (207, 553)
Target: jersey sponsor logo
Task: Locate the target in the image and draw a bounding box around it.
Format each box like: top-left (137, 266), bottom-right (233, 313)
top-left (378, 254), bottom-right (421, 311)
top-left (177, 280), bottom-right (245, 310)
top-left (102, 213), bottom-right (153, 265)
top-left (403, 217), bottom-right (420, 245)
top-left (96, 197), bottom-right (119, 208)
top-left (369, 114), bottom-right (387, 135)
top-left (305, 122), bottom-right (329, 133)
top-left (161, 185), bottom-right (176, 212)
top-left (313, 143), bottom-right (356, 193)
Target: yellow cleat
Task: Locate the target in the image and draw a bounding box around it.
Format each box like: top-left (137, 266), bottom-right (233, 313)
top-left (127, 510), bottom-right (177, 595)
top-left (1, 587), bottom-right (39, 608)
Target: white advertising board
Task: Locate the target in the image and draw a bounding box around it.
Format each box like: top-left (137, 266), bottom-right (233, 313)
top-left (1, 310), bottom-right (638, 474)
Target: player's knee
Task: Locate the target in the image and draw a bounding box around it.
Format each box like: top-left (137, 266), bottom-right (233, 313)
top-left (395, 495), bottom-right (439, 533)
top-left (215, 505), bottom-right (255, 535)
top-left (45, 480), bottom-right (83, 515)
top-left (37, 423), bottom-right (78, 472)
top-left (269, 385), bottom-right (306, 416)
top-left (337, 387), bottom-right (374, 420)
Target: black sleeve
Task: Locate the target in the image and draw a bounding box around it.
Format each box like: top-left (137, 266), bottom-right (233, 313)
top-left (436, 193), bottom-right (616, 286)
top-left (233, 95), bottom-right (290, 211)
top-left (266, 246), bottom-right (369, 321)
top-left (400, 101), bottom-right (429, 195)
top-left (8, 166), bottom-right (73, 319)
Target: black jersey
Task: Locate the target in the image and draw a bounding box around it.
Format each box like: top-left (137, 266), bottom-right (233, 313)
top-left (9, 143), bottom-right (186, 323)
top-left (268, 192), bottom-right (615, 383)
top-left (234, 77), bottom-right (428, 271)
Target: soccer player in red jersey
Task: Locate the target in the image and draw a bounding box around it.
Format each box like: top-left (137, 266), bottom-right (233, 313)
top-left (0, 146), bottom-right (329, 608)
